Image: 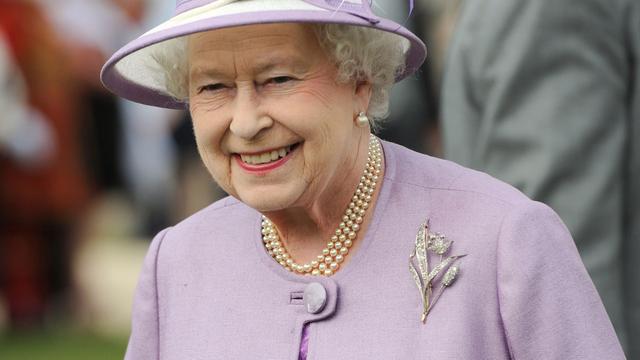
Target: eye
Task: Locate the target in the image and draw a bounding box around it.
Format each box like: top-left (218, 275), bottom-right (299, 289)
top-left (197, 83), bottom-right (227, 94)
top-left (267, 76), bottom-right (294, 85)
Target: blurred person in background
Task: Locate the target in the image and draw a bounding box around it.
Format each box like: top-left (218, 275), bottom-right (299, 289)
top-left (417, 0), bottom-right (462, 93)
top-left (441, 0), bottom-right (639, 356)
top-left (41, 0), bottom-right (198, 236)
top-left (0, 0), bottom-right (89, 328)
top-left (418, 0), bottom-right (463, 156)
top-left (117, 0), bottom-right (185, 235)
top-left (101, 0), bottom-right (622, 358)
top-left (37, 0), bottom-right (141, 196)
top-left (371, 0), bottom-right (439, 155)
top-left (0, 33), bottom-right (53, 169)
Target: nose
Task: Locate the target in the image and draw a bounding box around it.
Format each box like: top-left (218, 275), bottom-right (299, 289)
top-left (229, 85), bottom-right (273, 139)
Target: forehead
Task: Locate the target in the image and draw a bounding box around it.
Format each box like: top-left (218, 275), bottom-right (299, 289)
top-left (188, 23), bottom-right (322, 66)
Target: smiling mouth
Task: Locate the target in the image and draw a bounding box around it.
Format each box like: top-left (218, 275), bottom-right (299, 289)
top-left (239, 143), bottom-right (299, 165)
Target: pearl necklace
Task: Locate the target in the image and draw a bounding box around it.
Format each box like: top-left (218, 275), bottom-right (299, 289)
top-left (261, 135), bottom-right (382, 276)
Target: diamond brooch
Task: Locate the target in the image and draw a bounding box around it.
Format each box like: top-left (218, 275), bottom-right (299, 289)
top-left (409, 219), bottom-right (466, 323)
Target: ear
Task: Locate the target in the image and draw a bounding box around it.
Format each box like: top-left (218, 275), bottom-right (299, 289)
top-left (354, 80), bottom-right (373, 113)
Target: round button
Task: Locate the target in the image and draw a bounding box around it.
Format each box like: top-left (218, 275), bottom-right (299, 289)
top-left (304, 282), bottom-right (327, 314)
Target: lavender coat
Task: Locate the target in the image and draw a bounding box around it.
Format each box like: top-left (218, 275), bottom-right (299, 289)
top-left (125, 141), bottom-right (624, 359)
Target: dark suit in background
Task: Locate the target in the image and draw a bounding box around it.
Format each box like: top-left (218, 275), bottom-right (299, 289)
top-left (441, 0), bottom-right (640, 356)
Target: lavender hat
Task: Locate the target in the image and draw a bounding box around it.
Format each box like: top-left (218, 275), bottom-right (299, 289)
top-left (101, 0), bottom-right (426, 109)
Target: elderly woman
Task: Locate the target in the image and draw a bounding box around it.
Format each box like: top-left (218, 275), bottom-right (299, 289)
top-left (102, 1), bottom-right (623, 359)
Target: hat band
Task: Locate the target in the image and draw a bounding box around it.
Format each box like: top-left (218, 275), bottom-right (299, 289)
top-left (172, 0), bottom-right (415, 28)
top-left (174, 0), bottom-right (382, 24)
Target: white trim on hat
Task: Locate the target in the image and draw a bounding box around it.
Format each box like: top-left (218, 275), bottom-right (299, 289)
top-left (145, 0), bottom-right (327, 37)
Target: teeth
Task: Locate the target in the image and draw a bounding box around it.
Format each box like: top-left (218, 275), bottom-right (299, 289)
top-left (240, 145), bottom-right (293, 165)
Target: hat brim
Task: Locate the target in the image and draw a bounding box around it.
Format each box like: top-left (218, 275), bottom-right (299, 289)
top-left (101, 2), bottom-right (427, 109)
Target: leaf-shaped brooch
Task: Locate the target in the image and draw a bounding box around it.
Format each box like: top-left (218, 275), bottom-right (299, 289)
top-left (409, 219), bottom-right (466, 323)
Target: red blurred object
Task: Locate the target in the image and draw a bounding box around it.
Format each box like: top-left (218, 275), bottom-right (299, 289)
top-left (0, 0), bottom-right (90, 328)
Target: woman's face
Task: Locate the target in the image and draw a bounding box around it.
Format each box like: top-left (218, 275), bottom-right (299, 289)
top-left (188, 23), bottom-right (370, 212)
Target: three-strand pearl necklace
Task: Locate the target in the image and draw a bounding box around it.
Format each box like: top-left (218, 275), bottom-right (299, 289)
top-left (261, 135), bottom-right (383, 276)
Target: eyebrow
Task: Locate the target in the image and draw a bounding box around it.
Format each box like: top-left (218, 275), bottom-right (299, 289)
top-left (253, 55), bottom-right (310, 75)
top-left (189, 66), bottom-right (226, 81)
top-left (189, 54), bottom-right (311, 81)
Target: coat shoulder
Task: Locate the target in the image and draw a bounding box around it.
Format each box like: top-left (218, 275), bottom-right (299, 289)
top-left (384, 141), bottom-right (531, 208)
top-left (156, 196), bottom-right (258, 254)
top-left (174, 196), bottom-right (254, 230)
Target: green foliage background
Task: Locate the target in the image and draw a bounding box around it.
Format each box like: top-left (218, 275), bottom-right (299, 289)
top-left (0, 329), bottom-right (127, 360)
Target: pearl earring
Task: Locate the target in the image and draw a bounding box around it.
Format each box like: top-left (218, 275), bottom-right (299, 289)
top-left (356, 112), bottom-right (369, 127)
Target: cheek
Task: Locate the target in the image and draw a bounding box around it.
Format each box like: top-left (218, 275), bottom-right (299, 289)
top-left (191, 124), bottom-right (234, 193)
top-left (296, 76), bottom-right (351, 110)
top-left (271, 83), bottom-right (353, 134)
top-left (192, 119), bottom-right (212, 146)
top-left (190, 105), bottom-right (227, 148)
top-left (189, 109), bottom-right (231, 176)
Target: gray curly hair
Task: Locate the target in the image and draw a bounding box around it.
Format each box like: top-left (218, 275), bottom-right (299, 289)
top-left (154, 24), bottom-right (408, 129)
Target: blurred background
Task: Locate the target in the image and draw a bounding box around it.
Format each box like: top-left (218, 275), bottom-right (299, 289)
top-left (0, 0), bottom-right (221, 358)
top-left (0, 0), bottom-right (637, 359)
